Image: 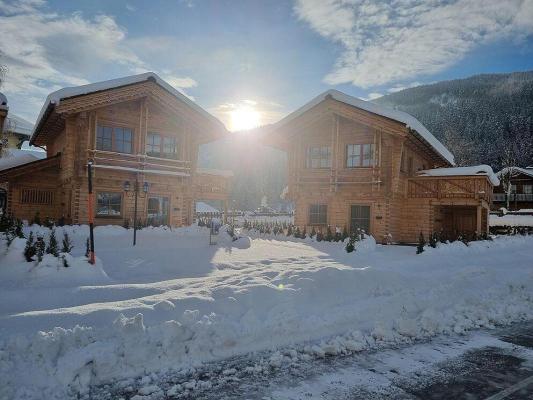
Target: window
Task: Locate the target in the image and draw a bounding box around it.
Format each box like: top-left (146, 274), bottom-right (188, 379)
top-left (162, 136), bottom-right (178, 159)
top-left (346, 144), bottom-right (375, 167)
top-left (146, 132), bottom-right (179, 159)
top-left (309, 204), bottom-right (327, 225)
top-left (510, 184), bottom-right (517, 194)
top-left (21, 189), bottom-right (53, 205)
top-left (306, 146), bottom-right (331, 168)
top-left (146, 133), bottom-right (161, 157)
top-left (96, 192), bottom-right (122, 217)
top-left (97, 125), bottom-right (133, 153)
top-left (350, 205), bottom-right (370, 234)
top-left (523, 185), bottom-right (532, 194)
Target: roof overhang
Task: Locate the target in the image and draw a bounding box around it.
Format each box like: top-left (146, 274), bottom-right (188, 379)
top-left (0, 153), bottom-right (61, 182)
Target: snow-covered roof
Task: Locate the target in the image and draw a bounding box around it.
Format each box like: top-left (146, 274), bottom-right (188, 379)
top-left (417, 165), bottom-right (500, 185)
top-left (0, 149), bottom-right (46, 171)
top-left (496, 167), bottom-right (533, 179)
top-left (196, 167), bottom-right (234, 178)
top-left (32, 72), bottom-right (226, 142)
top-left (196, 201), bottom-right (220, 213)
top-left (4, 114), bottom-right (34, 137)
top-left (270, 89), bottom-right (455, 166)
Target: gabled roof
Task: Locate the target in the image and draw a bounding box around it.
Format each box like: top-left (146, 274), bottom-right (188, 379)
top-left (497, 167), bottom-right (533, 179)
top-left (268, 89), bottom-right (455, 166)
top-left (31, 72), bottom-right (226, 143)
top-left (418, 165), bottom-right (500, 186)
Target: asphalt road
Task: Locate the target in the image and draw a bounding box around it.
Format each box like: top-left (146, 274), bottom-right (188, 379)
top-left (99, 321), bottom-right (533, 400)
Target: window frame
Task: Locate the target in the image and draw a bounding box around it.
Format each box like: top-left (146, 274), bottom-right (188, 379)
top-left (96, 124), bottom-right (133, 154)
top-left (96, 191), bottom-right (123, 218)
top-left (146, 132), bottom-right (180, 160)
top-left (346, 143), bottom-right (375, 168)
top-left (306, 145), bottom-right (331, 169)
top-left (309, 204), bottom-right (328, 225)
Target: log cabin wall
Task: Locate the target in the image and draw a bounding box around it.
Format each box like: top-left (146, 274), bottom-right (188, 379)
top-left (280, 97), bottom-right (492, 243)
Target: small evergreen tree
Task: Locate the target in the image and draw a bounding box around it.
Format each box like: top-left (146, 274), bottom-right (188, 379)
top-left (61, 254), bottom-right (70, 268)
top-left (293, 226), bottom-right (301, 238)
top-left (286, 225), bottom-right (293, 237)
top-left (316, 230), bottom-right (323, 242)
top-left (85, 237), bottom-right (90, 258)
top-left (0, 214), bottom-right (11, 232)
top-left (325, 226), bottom-right (333, 242)
top-left (301, 227), bottom-right (307, 239)
top-left (310, 226), bottom-right (316, 238)
top-left (345, 233), bottom-right (356, 253)
top-left (23, 232), bottom-right (36, 262)
top-left (429, 232), bottom-right (437, 248)
top-left (46, 229), bottom-right (59, 257)
top-left (61, 232), bottom-right (74, 253)
top-left (416, 232), bottom-right (425, 254)
top-left (14, 219), bottom-right (24, 238)
top-left (35, 236), bottom-right (46, 262)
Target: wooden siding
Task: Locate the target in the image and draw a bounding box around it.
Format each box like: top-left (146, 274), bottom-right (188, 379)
top-left (277, 99), bottom-right (494, 243)
top-left (3, 80), bottom-right (230, 227)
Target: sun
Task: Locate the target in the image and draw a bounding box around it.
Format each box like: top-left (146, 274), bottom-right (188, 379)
top-left (230, 105), bottom-right (261, 131)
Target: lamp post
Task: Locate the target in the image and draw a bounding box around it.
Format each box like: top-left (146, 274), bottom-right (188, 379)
top-left (124, 179), bottom-right (149, 246)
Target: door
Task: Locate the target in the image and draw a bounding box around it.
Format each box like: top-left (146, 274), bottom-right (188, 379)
top-left (147, 196), bottom-right (170, 226)
top-left (350, 205), bottom-right (370, 234)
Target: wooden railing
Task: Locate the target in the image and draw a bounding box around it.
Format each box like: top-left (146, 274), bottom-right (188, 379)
top-left (408, 176), bottom-right (492, 202)
top-left (87, 149), bottom-right (191, 174)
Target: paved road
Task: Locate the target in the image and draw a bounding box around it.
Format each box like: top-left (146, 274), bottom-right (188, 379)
top-left (103, 321), bottom-right (533, 400)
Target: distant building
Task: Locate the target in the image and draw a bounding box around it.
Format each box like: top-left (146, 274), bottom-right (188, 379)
top-left (3, 113), bottom-right (34, 149)
top-left (493, 167), bottom-right (533, 210)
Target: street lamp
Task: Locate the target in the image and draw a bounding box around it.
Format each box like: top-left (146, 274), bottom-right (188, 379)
top-left (124, 178), bottom-right (149, 246)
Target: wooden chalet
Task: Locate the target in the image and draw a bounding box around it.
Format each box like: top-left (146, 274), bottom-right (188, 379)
top-left (493, 167), bottom-right (533, 210)
top-left (267, 90), bottom-right (498, 243)
top-left (0, 73), bottom-right (231, 226)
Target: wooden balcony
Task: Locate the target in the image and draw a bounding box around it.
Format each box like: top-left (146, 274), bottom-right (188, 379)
top-left (87, 149), bottom-right (191, 176)
top-left (193, 170), bottom-right (232, 201)
top-left (408, 175), bottom-right (493, 203)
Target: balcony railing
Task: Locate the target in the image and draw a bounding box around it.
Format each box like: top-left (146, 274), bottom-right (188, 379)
top-left (493, 193), bottom-right (533, 202)
top-left (408, 176), bottom-right (492, 202)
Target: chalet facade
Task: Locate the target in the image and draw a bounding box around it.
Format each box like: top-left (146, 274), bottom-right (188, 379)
top-left (493, 167), bottom-right (533, 210)
top-left (267, 90), bottom-right (497, 243)
top-left (0, 73), bottom-right (231, 226)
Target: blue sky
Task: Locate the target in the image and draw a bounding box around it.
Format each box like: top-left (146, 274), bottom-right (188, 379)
top-left (1, 0), bottom-right (533, 129)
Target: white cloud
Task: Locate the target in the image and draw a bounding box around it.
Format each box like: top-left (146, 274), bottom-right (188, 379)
top-left (365, 92), bottom-right (383, 100)
top-left (294, 0), bottom-right (533, 88)
top-left (0, 1), bottom-right (197, 120)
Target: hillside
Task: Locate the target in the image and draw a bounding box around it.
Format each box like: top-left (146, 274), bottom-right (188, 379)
top-left (375, 71), bottom-right (533, 167)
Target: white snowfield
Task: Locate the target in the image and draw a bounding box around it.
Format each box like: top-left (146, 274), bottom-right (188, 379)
top-left (0, 225), bottom-right (532, 399)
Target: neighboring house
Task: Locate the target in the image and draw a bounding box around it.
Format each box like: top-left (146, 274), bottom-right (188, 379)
top-left (265, 90), bottom-right (498, 243)
top-left (0, 72), bottom-right (231, 226)
top-left (493, 167), bottom-right (533, 210)
top-left (2, 113), bottom-right (34, 149)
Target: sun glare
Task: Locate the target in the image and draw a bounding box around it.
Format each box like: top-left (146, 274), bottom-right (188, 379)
top-left (230, 105), bottom-right (261, 131)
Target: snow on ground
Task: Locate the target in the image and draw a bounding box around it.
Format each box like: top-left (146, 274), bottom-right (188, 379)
top-left (0, 225), bottom-right (532, 399)
top-left (490, 213), bottom-right (533, 226)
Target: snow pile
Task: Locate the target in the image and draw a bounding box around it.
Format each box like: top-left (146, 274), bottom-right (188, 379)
top-left (490, 213), bottom-right (533, 227)
top-left (417, 165), bottom-right (500, 185)
top-left (0, 228), bottom-right (532, 399)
